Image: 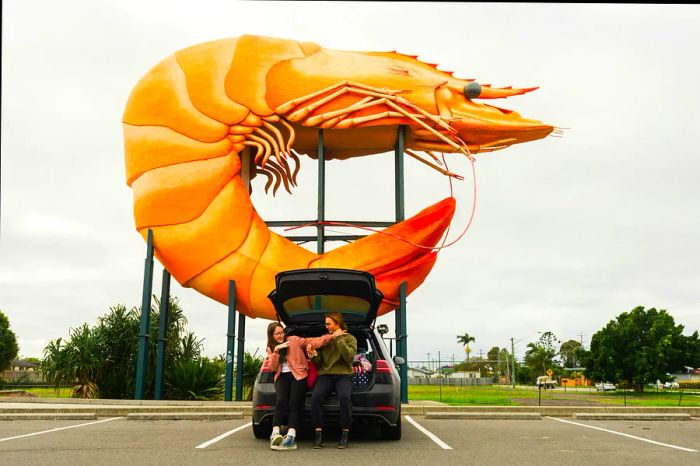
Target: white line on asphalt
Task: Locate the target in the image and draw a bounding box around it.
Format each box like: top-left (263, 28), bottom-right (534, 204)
top-left (195, 422), bottom-right (252, 449)
top-left (546, 417), bottom-right (698, 453)
top-left (0, 417), bottom-right (123, 443)
top-left (404, 415), bottom-right (452, 450)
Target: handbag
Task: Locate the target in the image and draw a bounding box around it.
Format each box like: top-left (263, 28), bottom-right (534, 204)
top-left (353, 361), bottom-right (370, 388)
top-left (306, 358), bottom-right (319, 389)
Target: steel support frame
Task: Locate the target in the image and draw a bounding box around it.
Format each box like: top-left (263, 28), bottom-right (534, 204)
top-left (135, 229), bottom-right (154, 400)
top-left (224, 280), bottom-right (236, 401)
top-left (154, 269), bottom-right (171, 400)
top-left (137, 125), bottom-right (409, 401)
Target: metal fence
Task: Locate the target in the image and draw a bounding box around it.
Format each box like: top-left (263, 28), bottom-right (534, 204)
top-left (408, 377), bottom-right (494, 386)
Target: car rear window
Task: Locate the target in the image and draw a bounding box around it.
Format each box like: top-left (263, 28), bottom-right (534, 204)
top-left (282, 294), bottom-right (372, 318)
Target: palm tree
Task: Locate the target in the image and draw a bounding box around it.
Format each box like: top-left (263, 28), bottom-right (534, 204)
top-left (457, 333), bottom-right (476, 363)
top-left (241, 349), bottom-right (264, 400)
top-left (42, 325), bottom-right (102, 398)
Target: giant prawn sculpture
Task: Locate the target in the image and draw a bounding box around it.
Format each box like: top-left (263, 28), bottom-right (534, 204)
top-left (123, 35), bottom-right (554, 320)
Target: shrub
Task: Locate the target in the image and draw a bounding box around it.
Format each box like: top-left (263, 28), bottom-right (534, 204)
top-left (240, 350), bottom-right (264, 401)
top-left (164, 359), bottom-right (224, 400)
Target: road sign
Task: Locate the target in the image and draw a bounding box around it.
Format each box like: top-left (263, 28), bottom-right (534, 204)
top-left (547, 369), bottom-right (553, 377)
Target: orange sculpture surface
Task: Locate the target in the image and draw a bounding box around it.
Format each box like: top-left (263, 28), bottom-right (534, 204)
top-left (122, 35), bottom-right (553, 320)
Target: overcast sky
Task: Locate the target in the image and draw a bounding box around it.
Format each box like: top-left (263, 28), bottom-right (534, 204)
top-left (2, 2), bottom-right (699, 368)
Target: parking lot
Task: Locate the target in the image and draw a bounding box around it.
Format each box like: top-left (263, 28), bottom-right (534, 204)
top-left (0, 414), bottom-right (697, 465)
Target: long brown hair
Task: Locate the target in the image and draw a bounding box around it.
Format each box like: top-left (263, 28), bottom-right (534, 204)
top-left (267, 322), bottom-right (285, 352)
top-left (324, 312), bottom-right (348, 331)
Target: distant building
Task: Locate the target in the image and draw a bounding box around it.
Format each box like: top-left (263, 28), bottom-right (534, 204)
top-left (9, 359), bottom-right (39, 372)
top-left (449, 371), bottom-right (481, 379)
top-left (671, 368), bottom-right (700, 382)
top-left (1, 359), bottom-right (44, 383)
top-left (407, 367), bottom-right (433, 378)
top-left (560, 376), bottom-right (590, 387)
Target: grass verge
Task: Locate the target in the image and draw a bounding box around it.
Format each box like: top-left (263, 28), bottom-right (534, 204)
top-left (10, 386), bottom-right (74, 398)
top-left (408, 384), bottom-right (700, 407)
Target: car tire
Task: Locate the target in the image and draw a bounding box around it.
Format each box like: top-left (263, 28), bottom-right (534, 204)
top-left (380, 414), bottom-right (402, 440)
top-left (252, 420), bottom-right (272, 439)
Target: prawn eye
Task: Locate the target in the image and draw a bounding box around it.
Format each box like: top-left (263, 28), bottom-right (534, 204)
top-left (464, 81), bottom-right (482, 99)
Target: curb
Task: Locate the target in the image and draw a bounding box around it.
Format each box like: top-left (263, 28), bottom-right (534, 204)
top-left (572, 413), bottom-right (692, 421)
top-left (400, 405), bottom-right (700, 417)
top-left (0, 406), bottom-right (252, 417)
top-left (0, 413), bottom-right (97, 421)
top-left (1, 398), bottom-right (698, 419)
top-left (126, 412), bottom-right (244, 421)
top-left (425, 412), bottom-right (541, 420)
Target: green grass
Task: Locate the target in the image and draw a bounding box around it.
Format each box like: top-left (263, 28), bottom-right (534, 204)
top-left (15, 386), bottom-right (74, 398)
top-left (9, 384), bottom-right (700, 407)
top-left (597, 390), bottom-right (700, 407)
top-left (408, 384), bottom-right (700, 407)
top-left (409, 385), bottom-right (530, 405)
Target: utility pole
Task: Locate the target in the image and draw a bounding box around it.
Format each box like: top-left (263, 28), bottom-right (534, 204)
top-left (505, 350), bottom-right (510, 385)
top-left (497, 351), bottom-right (501, 385)
top-left (578, 332), bottom-right (586, 347)
top-left (510, 337), bottom-right (516, 389)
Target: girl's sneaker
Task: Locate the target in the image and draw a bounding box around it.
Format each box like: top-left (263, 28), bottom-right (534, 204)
top-left (275, 435), bottom-right (297, 450)
top-left (269, 433), bottom-right (283, 449)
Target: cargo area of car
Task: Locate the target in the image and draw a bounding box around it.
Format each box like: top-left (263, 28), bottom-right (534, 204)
top-left (279, 327), bottom-right (378, 392)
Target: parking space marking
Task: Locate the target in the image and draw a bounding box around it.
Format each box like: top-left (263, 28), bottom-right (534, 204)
top-left (546, 417), bottom-right (698, 453)
top-left (404, 415), bottom-right (452, 450)
top-left (195, 422), bottom-right (252, 449)
top-left (0, 417), bottom-right (123, 443)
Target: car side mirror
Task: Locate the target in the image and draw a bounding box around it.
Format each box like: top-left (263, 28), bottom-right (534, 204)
top-left (393, 356), bottom-right (405, 365)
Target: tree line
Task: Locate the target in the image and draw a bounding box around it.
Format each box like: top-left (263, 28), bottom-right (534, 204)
top-left (456, 306), bottom-right (700, 391)
top-left (0, 309), bottom-right (20, 389)
top-left (38, 297), bottom-right (263, 399)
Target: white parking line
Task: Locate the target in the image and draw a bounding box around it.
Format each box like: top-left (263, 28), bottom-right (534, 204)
top-left (404, 415), bottom-right (452, 450)
top-left (0, 417), bottom-right (123, 443)
top-left (195, 422), bottom-right (252, 449)
top-left (547, 417), bottom-right (698, 453)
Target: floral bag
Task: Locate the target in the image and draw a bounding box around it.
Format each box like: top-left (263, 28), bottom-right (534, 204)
top-left (352, 353), bottom-right (372, 388)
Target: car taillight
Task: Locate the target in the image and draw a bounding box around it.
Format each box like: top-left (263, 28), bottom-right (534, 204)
top-left (260, 357), bottom-right (273, 373)
top-left (255, 404), bottom-right (273, 410)
top-left (376, 406), bottom-right (395, 411)
top-left (375, 360), bottom-right (392, 373)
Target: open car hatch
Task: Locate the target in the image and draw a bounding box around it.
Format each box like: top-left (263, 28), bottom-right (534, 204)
top-left (268, 268), bottom-right (384, 327)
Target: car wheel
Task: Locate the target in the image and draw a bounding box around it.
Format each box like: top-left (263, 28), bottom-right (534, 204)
top-left (380, 415), bottom-right (402, 440)
top-left (252, 420), bottom-right (272, 439)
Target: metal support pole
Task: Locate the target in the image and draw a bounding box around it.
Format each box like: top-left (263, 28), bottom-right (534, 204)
top-left (497, 351), bottom-right (502, 386)
top-left (394, 318), bottom-right (401, 397)
top-left (397, 282), bottom-right (408, 403)
top-left (438, 350), bottom-right (442, 402)
top-left (395, 125), bottom-right (405, 222)
top-left (154, 269), bottom-right (171, 400)
top-left (511, 337), bottom-right (516, 389)
top-left (235, 313), bottom-right (246, 401)
top-left (135, 229), bottom-right (154, 400)
top-left (225, 280), bottom-right (236, 402)
top-left (317, 129), bottom-right (326, 254)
